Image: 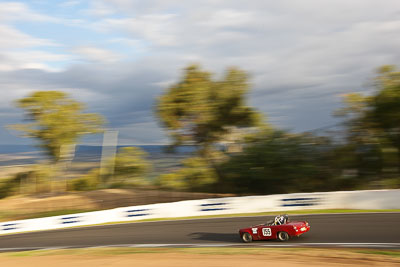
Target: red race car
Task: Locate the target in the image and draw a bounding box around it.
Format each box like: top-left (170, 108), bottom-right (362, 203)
top-left (239, 214), bottom-right (310, 242)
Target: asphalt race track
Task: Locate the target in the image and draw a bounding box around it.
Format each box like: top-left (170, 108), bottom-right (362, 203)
top-left (0, 213), bottom-right (399, 251)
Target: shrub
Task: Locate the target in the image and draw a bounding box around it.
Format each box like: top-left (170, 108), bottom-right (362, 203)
top-left (158, 157), bottom-right (217, 191)
top-left (68, 168), bottom-right (100, 191)
top-left (0, 178), bottom-right (19, 199)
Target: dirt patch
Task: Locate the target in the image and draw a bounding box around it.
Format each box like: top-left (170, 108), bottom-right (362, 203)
top-left (0, 248), bottom-right (399, 267)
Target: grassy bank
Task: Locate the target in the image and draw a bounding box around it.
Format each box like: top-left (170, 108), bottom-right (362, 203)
top-left (2, 247), bottom-right (399, 257)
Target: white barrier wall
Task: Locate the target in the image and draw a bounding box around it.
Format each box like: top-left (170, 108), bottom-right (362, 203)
top-left (0, 189), bottom-right (399, 235)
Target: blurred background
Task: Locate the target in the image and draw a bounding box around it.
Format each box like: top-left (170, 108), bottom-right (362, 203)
top-left (0, 0), bottom-right (399, 222)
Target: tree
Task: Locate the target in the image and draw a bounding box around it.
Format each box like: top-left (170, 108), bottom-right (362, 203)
top-left (219, 130), bottom-right (338, 194)
top-left (156, 65), bottom-right (263, 188)
top-left (156, 64), bottom-right (262, 155)
top-left (335, 93), bottom-right (378, 144)
top-left (335, 93), bottom-right (383, 179)
top-left (336, 65), bottom-right (400, 175)
top-left (110, 147), bottom-right (151, 186)
top-left (372, 65), bottom-right (400, 171)
top-left (11, 91), bottom-right (105, 163)
top-left (158, 157), bottom-right (217, 191)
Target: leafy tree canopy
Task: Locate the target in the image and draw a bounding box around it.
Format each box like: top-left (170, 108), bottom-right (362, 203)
top-left (219, 130), bottom-right (338, 194)
top-left (156, 64), bottom-right (263, 154)
top-left (158, 157), bottom-right (217, 191)
top-left (372, 65), bottom-right (400, 147)
top-left (11, 91), bottom-right (105, 162)
top-left (336, 65), bottom-right (400, 171)
top-left (112, 146), bottom-right (151, 184)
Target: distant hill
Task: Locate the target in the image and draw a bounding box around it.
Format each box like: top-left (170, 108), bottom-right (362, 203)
top-left (0, 144), bottom-right (196, 167)
top-left (0, 145), bottom-right (40, 154)
top-left (0, 144), bottom-right (196, 155)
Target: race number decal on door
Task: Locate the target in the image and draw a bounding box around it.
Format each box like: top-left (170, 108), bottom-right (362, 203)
top-left (262, 228), bottom-right (272, 236)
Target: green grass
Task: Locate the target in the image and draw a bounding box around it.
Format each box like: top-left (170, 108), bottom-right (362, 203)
top-left (21, 209), bottom-right (96, 219)
top-left (0, 209), bottom-right (95, 222)
top-left (2, 247), bottom-right (400, 259)
top-left (356, 250), bottom-right (400, 258)
top-left (0, 247), bottom-right (333, 257)
top-left (5, 248), bottom-right (172, 257)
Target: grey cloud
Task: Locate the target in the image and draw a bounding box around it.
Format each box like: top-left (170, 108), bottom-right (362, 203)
top-left (1, 0), bottom-right (400, 144)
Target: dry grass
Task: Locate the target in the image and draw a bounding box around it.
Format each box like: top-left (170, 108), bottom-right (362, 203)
top-left (0, 247), bottom-right (399, 267)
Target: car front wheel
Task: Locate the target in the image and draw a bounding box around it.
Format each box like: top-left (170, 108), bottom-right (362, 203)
top-left (277, 231), bottom-right (289, 242)
top-left (241, 232), bottom-right (253, 243)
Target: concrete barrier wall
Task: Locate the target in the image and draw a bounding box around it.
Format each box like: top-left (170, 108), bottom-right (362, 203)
top-left (0, 189), bottom-right (398, 235)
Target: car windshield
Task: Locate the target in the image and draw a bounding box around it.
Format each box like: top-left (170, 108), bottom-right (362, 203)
top-left (264, 216), bottom-right (290, 226)
top-left (265, 220), bottom-right (274, 225)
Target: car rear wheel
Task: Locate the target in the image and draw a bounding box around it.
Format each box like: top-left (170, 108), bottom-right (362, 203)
top-left (277, 231), bottom-right (289, 242)
top-left (241, 233), bottom-right (253, 243)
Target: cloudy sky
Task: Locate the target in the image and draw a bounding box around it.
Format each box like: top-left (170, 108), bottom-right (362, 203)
top-left (1, 0), bottom-right (400, 145)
